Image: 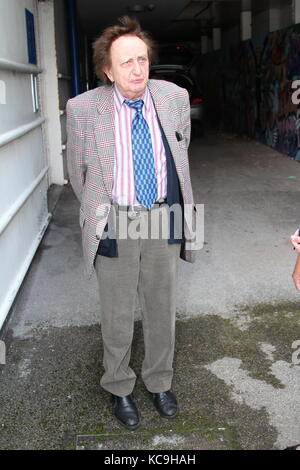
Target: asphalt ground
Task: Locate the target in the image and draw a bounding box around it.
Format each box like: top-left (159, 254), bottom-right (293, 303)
top-left (0, 132), bottom-right (300, 450)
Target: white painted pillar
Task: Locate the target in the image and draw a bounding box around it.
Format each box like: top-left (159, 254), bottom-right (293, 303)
top-left (241, 11), bottom-right (252, 40)
top-left (201, 35), bottom-right (208, 54)
top-left (37, 0), bottom-right (65, 185)
top-left (293, 0), bottom-right (300, 23)
top-left (213, 28), bottom-right (221, 51)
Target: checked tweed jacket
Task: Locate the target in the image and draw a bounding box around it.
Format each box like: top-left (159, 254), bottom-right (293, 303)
top-left (66, 79), bottom-right (197, 278)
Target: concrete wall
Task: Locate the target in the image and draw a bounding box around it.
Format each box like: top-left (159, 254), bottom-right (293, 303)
top-left (54, 0), bottom-right (72, 179)
top-left (252, 10), bottom-right (271, 37)
top-left (222, 24), bottom-right (240, 48)
top-left (197, 23), bottom-right (300, 161)
top-left (281, 0), bottom-right (294, 29)
top-left (37, 0), bottom-right (65, 186)
top-left (252, 1), bottom-right (293, 37)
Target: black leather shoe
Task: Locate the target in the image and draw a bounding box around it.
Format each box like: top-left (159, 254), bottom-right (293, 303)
top-left (111, 394), bottom-right (140, 430)
top-left (283, 443), bottom-right (300, 450)
top-left (153, 391), bottom-right (178, 418)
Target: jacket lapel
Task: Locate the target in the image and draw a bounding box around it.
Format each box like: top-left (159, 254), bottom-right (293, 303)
top-left (148, 80), bottom-right (184, 181)
top-left (94, 85), bottom-right (115, 197)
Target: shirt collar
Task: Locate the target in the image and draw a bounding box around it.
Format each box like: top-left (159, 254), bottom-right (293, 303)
top-left (113, 83), bottom-right (151, 113)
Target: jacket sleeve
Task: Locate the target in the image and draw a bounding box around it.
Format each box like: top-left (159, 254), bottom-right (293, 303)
top-left (181, 88), bottom-right (191, 149)
top-left (66, 100), bottom-right (86, 203)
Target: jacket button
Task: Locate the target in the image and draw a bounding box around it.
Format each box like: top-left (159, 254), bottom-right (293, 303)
top-left (96, 235), bottom-right (100, 240)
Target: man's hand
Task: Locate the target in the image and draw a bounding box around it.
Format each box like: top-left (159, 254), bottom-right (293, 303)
top-left (292, 254), bottom-right (300, 291)
top-left (291, 229), bottom-right (300, 253)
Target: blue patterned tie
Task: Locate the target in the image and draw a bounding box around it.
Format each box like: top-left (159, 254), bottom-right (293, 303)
top-left (124, 99), bottom-right (157, 210)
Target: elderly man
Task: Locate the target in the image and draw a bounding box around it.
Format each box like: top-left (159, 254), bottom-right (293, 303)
top-left (66, 16), bottom-right (196, 430)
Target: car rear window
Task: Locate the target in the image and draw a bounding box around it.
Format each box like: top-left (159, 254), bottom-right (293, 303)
top-left (150, 70), bottom-right (195, 97)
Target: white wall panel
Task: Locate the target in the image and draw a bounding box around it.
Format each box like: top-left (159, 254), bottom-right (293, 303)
top-left (0, 127), bottom-right (45, 216)
top-left (0, 70), bottom-right (38, 133)
top-left (0, 0), bottom-right (36, 64)
top-left (0, 177), bottom-right (50, 327)
top-left (0, 0), bottom-right (50, 331)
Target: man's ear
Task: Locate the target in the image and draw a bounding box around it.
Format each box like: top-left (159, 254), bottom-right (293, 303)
top-left (103, 66), bottom-right (113, 83)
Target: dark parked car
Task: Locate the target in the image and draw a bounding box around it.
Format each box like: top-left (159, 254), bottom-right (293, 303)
top-left (150, 44), bottom-right (205, 137)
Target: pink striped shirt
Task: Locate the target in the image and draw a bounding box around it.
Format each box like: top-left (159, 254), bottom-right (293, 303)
top-left (112, 84), bottom-right (167, 206)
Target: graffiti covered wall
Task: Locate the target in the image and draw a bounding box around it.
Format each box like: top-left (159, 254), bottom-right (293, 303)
top-left (198, 24), bottom-right (300, 160)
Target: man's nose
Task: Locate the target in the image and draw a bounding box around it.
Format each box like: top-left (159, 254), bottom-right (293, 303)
top-left (132, 60), bottom-right (142, 75)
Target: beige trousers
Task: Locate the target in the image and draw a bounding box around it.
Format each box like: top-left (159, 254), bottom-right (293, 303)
top-left (94, 204), bottom-right (180, 397)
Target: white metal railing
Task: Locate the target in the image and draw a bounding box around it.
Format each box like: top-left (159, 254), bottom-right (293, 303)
top-left (0, 165), bottom-right (49, 236)
top-left (0, 57), bottom-right (42, 74)
top-left (0, 117), bottom-right (45, 148)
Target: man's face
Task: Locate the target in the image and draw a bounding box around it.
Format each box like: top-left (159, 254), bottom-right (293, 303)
top-left (104, 35), bottom-right (149, 101)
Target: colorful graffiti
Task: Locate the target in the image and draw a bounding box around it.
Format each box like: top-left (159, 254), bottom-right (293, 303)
top-left (198, 24), bottom-right (300, 160)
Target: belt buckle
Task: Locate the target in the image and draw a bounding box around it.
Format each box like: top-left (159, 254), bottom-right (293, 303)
top-left (157, 198), bottom-right (167, 207)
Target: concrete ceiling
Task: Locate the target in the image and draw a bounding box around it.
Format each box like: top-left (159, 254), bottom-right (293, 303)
top-left (77, 0), bottom-right (190, 40)
top-left (76, 0), bottom-right (291, 42)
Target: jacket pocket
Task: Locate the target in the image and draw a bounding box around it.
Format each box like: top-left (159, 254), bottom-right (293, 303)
top-left (177, 136), bottom-right (187, 149)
